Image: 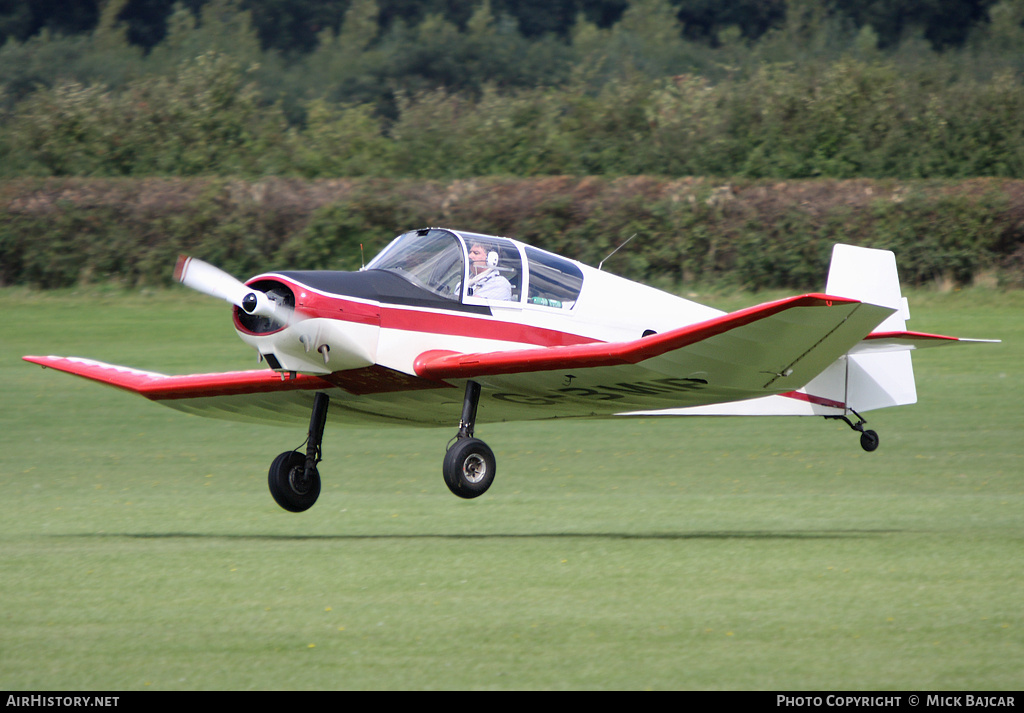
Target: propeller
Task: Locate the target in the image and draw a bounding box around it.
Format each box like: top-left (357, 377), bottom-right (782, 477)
top-left (174, 256), bottom-right (293, 325)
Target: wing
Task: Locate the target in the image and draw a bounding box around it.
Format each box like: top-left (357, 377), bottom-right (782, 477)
top-left (22, 355), bottom-right (330, 398)
top-left (21, 355), bottom-right (332, 424)
top-left (21, 356), bottom-right (458, 427)
top-left (413, 294), bottom-right (896, 415)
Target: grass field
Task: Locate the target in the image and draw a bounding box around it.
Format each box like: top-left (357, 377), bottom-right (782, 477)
top-left (2, 286), bottom-right (1021, 690)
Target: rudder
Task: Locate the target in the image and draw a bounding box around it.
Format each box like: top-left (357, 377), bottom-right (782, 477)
top-left (825, 244), bottom-right (917, 412)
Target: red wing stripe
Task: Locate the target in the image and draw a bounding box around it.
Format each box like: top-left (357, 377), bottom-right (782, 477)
top-left (23, 356), bottom-right (329, 400)
top-left (24, 356), bottom-right (453, 400)
top-left (414, 293), bottom-right (861, 379)
top-left (139, 372), bottom-right (329, 400)
top-left (866, 331), bottom-right (960, 343)
top-left (860, 331), bottom-right (999, 350)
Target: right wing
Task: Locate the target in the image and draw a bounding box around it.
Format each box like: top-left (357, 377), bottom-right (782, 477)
top-left (22, 356), bottom-right (455, 427)
top-left (22, 355), bottom-right (329, 400)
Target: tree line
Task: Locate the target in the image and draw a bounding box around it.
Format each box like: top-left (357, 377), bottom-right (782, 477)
top-left (1, 0), bottom-right (1024, 181)
top-left (1, 0), bottom-right (1006, 54)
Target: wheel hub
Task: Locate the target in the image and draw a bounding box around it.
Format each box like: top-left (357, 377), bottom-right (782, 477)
top-left (288, 465), bottom-right (312, 495)
top-left (462, 454), bottom-right (488, 484)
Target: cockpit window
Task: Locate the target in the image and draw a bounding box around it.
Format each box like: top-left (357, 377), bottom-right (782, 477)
top-left (524, 246), bottom-right (583, 308)
top-left (365, 229), bottom-right (464, 300)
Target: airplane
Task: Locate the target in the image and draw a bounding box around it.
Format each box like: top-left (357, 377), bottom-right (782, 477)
top-left (23, 228), bottom-right (998, 512)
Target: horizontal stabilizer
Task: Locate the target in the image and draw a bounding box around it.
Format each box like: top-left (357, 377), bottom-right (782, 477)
top-left (854, 331), bottom-right (1001, 354)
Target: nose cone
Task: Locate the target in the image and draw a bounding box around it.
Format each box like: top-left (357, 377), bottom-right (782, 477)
top-left (242, 293), bottom-right (258, 314)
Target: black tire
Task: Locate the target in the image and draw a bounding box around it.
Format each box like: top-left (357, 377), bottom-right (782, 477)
top-left (268, 450), bottom-right (321, 512)
top-left (860, 430), bottom-right (880, 452)
top-left (442, 438), bottom-right (496, 499)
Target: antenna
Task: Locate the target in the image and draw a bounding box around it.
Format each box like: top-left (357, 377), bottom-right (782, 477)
top-left (598, 233), bottom-right (637, 271)
top-left (360, 243), bottom-right (365, 270)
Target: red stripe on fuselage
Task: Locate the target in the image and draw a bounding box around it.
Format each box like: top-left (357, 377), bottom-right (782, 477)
top-left (781, 391), bottom-right (846, 409)
top-left (295, 290), bottom-right (381, 326)
top-left (259, 276), bottom-right (599, 348)
top-left (378, 305), bottom-right (596, 347)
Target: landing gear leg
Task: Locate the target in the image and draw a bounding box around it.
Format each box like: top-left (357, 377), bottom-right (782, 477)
top-left (443, 381), bottom-right (496, 498)
top-left (456, 380), bottom-right (481, 440)
top-left (269, 392), bottom-right (329, 512)
top-left (826, 409), bottom-right (880, 452)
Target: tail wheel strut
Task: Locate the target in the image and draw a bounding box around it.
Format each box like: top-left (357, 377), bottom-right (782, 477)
top-left (826, 409), bottom-right (880, 452)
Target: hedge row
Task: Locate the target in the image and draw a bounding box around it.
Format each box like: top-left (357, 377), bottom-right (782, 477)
top-left (3, 176), bottom-right (1023, 291)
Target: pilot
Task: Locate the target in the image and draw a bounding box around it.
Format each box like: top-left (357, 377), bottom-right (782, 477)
top-left (466, 243), bottom-right (512, 300)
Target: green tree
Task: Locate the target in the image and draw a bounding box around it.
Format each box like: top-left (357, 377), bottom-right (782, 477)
top-left (5, 51), bottom-right (289, 176)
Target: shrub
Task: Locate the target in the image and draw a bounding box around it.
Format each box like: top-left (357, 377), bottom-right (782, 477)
top-left (2, 177), bottom-right (1022, 289)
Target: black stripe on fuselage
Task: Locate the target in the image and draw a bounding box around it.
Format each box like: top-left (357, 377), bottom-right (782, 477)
top-left (276, 269), bottom-right (491, 315)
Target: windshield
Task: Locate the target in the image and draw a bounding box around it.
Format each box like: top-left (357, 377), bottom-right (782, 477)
top-left (365, 229), bottom-right (464, 300)
top-left (367, 228), bottom-right (526, 303)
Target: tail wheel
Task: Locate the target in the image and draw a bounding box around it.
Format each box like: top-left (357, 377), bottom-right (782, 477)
top-left (268, 450), bottom-right (321, 512)
top-left (826, 410), bottom-right (881, 453)
top-left (443, 438), bottom-right (496, 499)
top-left (860, 430), bottom-right (880, 452)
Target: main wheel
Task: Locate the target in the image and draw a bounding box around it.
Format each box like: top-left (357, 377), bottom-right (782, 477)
top-left (442, 438), bottom-right (496, 499)
top-left (268, 450), bottom-right (321, 512)
top-left (860, 429), bottom-right (880, 452)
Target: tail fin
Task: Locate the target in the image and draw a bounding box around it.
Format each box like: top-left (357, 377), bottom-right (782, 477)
top-left (824, 244), bottom-right (917, 412)
top-left (626, 243), bottom-right (996, 420)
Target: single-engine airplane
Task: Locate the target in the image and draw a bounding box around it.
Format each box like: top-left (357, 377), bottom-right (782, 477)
top-left (24, 228), bottom-right (998, 512)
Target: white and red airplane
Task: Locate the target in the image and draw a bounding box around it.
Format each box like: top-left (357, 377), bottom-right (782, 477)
top-left (24, 228), bottom-right (997, 512)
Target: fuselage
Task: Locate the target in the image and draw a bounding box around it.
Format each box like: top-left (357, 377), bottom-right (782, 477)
top-left (231, 228), bottom-right (724, 379)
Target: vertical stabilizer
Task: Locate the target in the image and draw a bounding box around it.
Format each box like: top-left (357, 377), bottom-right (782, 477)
top-left (825, 244), bottom-right (909, 332)
top-left (825, 244), bottom-right (917, 412)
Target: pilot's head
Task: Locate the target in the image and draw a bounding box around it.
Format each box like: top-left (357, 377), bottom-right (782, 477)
top-left (468, 244), bottom-right (498, 274)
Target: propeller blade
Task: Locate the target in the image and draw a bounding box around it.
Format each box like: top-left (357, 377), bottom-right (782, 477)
top-left (174, 256), bottom-right (250, 308)
top-left (174, 256), bottom-right (293, 325)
